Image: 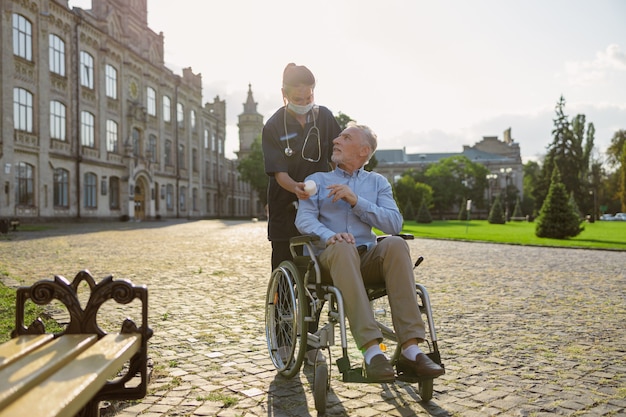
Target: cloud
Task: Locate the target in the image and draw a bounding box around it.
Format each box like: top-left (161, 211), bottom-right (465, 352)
top-left (564, 44), bottom-right (626, 86)
top-left (379, 104), bottom-right (626, 165)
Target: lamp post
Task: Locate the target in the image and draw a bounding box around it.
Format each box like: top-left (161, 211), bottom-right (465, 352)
top-left (500, 167), bottom-right (512, 221)
top-left (589, 189), bottom-right (597, 222)
top-left (486, 173), bottom-right (498, 215)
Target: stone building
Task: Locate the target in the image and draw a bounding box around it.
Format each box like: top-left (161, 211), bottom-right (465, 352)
top-left (1, 0), bottom-right (253, 221)
top-left (375, 128), bottom-right (524, 200)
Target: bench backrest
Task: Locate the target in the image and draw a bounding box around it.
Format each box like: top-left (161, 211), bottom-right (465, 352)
top-left (11, 269), bottom-right (153, 403)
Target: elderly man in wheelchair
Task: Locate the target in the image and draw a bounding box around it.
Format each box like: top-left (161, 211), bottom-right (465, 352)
top-left (265, 122), bottom-right (444, 411)
top-left (297, 121), bottom-right (443, 378)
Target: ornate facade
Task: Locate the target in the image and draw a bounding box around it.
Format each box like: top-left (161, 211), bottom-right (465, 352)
top-left (1, 0), bottom-right (253, 221)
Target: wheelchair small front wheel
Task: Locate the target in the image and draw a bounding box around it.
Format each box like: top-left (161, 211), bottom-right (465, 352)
top-left (265, 261), bottom-right (308, 378)
top-left (313, 363), bottom-right (328, 414)
top-left (418, 378), bottom-right (433, 402)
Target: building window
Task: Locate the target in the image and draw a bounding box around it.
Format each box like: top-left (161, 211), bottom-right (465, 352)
top-left (13, 88), bottom-right (33, 132)
top-left (147, 87), bottom-right (156, 116)
top-left (192, 188), bottom-right (198, 211)
top-left (164, 140), bottom-right (172, 166)
top-left (105, 64), bottom-right (117, 99)
top-left (13, 14), bottom-right (32, 60)
top-left (84, 172), bottom-right (97, 208)
top-left (178, 144), bottom-right (185, 168)
top-left (49, 34), bottom-right (65, 76)
top-left (53, 168), bottom-right (69, 207)
top-left (204, 129), bottom-right (209, 149)
top-left (80, 51), bottom-right (94, 88)
top-left (16, 162), bottom-right (34, 206)
top-left (166, 184), bottom-right (174, 210)
top-left (148, 134), bottom-right (157, 162)
top-left (177, 103), bottom-right (184, 127)
top-left (163, 95), bottom-right (171, 122)
top-left (81, 111), bottom-right (95, 147)
top-left (50, 100), bottom-right (66, 141)
top-left (106, 120), bottom-right (118, 152)
top-left (190, 110), bottom-right (196, 130)
top-left (109, 176), bottom-right (120, 209)
top-left (192, 149), bottom-right (198, 172)
top-left (132, 128), bottom-right (141, 156)
top-left (179, 186), bottom-right (186, 211)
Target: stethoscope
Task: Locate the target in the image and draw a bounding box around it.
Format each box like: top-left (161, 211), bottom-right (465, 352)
top-left (282, 106), bottom-right (321, 163)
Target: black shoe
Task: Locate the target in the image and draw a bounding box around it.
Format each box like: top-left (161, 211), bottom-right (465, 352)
top-left (364, 354), bottom-right (395, 382)
top-left (397, 353), bottom-right (445, 378)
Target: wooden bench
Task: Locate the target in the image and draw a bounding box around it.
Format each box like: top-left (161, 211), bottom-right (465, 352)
top-left (0, 270), bottom-right (152, 417)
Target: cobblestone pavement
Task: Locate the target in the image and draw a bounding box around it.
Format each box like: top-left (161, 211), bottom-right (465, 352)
top-left (1, 219), bottom-right (625, 417)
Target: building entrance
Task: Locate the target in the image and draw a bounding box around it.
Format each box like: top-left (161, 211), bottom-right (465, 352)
top-left (134, 182), bottom-right (146, 220)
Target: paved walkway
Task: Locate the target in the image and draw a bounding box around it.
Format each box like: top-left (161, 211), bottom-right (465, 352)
top-left (1, 219), bottom-right (624, 416)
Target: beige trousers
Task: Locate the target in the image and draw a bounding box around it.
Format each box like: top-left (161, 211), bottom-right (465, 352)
top-left (318, 236), bottom-right (426, 349)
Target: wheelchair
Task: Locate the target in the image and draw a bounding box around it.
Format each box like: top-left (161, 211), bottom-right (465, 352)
top-left (265, 233), bottom-right (444, 414)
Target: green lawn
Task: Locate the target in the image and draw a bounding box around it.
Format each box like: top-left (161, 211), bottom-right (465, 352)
top-left (399, 219), bottom-right (626, 250)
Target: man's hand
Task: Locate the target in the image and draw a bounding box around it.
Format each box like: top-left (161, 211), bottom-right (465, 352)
top-left (326, 232), bottom-right (355, 246)
top-left (326, 184), bottom-right (357, 206)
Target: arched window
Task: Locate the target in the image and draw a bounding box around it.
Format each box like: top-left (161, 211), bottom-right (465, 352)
top-left (163, 95), bottom-right (171, 122)
top-left (80, 111), bottom-right (95, 147)
top-left (84, 172), bottom-right (97, 208)
top-left (148, 134), bottom-right (157, 162)
top-left (13, 14), bottom-right (32, 60)
top-left (147, 87), bottom-right (156, 116)
top-left (166, 184), bottom-right (174, 210)
top-left (14, 88), bottom-right (33, 132)
top-left (50, 100), bottom-right (66, 140)
top-left (49, 34), bottom-right (65, 75)
top-left (105, 64), bottom-right (117, 99)
top-left (109, 177), bottom-right (120, 209)
top-left (80, 51), bottom-right (94, 88)
top-left (16, 162), bottom-right (34, 205)
top-left (106, 120), bottom-right (118, 152)
top-left (53, 168), bottom-right (69, 207)
top-left (132, 128), bottom-right (141, 156)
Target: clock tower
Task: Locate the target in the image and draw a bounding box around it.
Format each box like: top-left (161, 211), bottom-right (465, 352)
top-left (237, 84), bottom-right (264, 160)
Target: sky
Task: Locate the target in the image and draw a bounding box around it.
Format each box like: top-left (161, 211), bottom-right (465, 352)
top-left (70, 0), bottom-right (626, 163)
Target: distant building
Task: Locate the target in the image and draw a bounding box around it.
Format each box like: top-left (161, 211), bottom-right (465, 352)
top-left (1, 0), bottom-right (253, 221)
top-left (375, 128), bottom-right (524, 199)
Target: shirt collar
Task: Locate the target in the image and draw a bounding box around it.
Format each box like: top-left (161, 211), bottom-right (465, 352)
top-left (335, 166), bottom-right (364, 178)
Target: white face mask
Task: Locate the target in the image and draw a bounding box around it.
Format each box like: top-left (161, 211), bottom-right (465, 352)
top-left (287, 102), bottom-right (314, 115)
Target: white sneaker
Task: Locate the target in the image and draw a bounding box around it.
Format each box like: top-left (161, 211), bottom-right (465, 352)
top-left (305, 349), bottom-right (326, 366)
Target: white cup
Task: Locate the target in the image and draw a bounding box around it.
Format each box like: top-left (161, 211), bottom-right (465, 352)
top-left (304, 180), bottom-right (317, 196)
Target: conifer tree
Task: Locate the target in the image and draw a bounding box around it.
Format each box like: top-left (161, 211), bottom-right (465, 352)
top-left (536, 167), bottom-right (583, 238)
top-left (403, 199), bottom-right (416, 221)
top-left (488, 194), bottom-right (506, 224)
top-left (416, 200), bottom-right (433, 224)
top-left (512, 197), bottom-right (524, 220)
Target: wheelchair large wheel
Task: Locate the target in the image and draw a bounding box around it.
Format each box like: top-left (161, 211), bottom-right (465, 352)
top-left (265, 260), bottom-right (308, 378)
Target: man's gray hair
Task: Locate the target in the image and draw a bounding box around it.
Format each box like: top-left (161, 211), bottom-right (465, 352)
top-left (347, 121), bottom-right (377, 158)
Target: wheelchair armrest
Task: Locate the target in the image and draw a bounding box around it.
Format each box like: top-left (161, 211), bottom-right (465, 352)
top-left (376, 233), bottom-right (414, 242)
top-left (289, 235), bottom-right (320, 246)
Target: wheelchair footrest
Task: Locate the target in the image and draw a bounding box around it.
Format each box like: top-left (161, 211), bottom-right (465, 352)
top-left (341, 367), bottom-right (370, 383)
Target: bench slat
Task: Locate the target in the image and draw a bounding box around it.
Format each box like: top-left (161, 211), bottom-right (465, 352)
top-left (0, 333), bottom-right (140, 417)
top-left (0, 334), bottom-right (97, 409)
top-left (0, 334), bottom-right (54, 370)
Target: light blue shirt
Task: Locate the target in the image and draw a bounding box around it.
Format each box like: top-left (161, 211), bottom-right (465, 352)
top-left (295, 166), bottom-right (403, 254)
